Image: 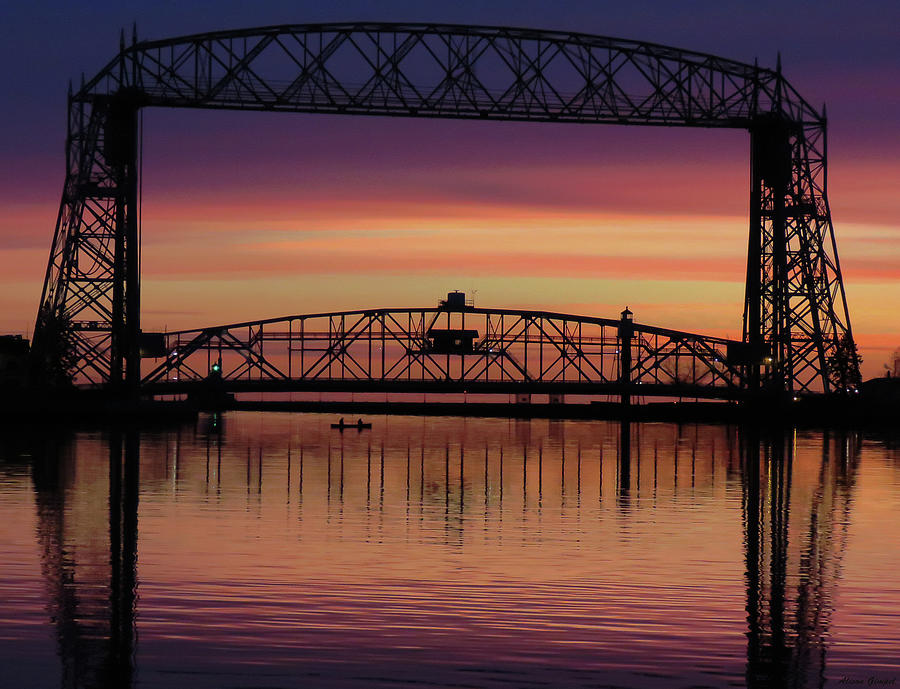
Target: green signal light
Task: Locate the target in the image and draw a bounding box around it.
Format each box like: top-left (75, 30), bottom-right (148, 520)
top-left (211, 363), bottom-right (221, 373)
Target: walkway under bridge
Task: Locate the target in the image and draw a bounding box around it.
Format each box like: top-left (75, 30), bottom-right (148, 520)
top-left (140, 299), bottom-right (757, 402)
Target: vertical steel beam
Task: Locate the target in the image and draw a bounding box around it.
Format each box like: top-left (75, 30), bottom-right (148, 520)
top-left (745, 130), bottom-right (763, 392)
top-left (105, 92), bottom-right (141, 393)
top-left (747, 116), bottom-right (792, 394)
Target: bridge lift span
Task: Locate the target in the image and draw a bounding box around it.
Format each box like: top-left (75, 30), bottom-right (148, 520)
top-left (139, 296), bottom-right (752, 402)
top-left (31, 23), bottom-right (858, 398)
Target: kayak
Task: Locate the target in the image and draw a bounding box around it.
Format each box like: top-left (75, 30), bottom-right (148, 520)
top-left (331, 421), bottom-right (372, 430)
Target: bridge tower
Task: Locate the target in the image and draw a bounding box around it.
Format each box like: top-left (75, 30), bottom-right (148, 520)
top-left (32, 32), bottom-right (144, 392)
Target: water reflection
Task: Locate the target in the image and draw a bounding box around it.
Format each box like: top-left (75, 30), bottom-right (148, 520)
top-left (29, 430), bottom-right (137, 689)
top-left (742, 429), bottom-right (859, 689)
top-left (12, 414), bottom-right (890, 688)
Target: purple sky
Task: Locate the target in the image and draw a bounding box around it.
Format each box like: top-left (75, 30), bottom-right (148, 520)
top-left (1, 1), bottom-right (898, 375)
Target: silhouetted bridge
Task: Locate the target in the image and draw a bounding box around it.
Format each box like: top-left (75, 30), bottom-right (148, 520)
top-left (140, 297), bottom-right (755, 402)
top-left (32, 22), bottom-right (860, 399)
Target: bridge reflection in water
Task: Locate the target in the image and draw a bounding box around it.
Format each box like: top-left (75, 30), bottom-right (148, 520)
top-left (30, 430), bottom-right (138, 689)
top-left (26, 415), bottom-right (867, 688)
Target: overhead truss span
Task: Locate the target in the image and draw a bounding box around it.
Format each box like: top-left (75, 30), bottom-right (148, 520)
top-left (33, 23), bottom-right (857, 395)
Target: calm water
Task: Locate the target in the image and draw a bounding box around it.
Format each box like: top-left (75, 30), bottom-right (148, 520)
top-left (0, 413), bottom-right (898, 689)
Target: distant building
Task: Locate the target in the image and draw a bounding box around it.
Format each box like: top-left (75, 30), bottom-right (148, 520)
top-left (0, 335), bottom-right (30, 389)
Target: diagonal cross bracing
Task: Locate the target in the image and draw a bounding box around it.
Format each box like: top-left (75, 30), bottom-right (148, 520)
top-left (139, 306), bottom-right (746, 401)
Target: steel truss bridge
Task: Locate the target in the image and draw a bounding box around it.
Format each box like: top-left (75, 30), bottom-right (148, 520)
top-left (32, 22), bottom-right (858, 398)
top-left (140, 303), bottom-right (750, 401)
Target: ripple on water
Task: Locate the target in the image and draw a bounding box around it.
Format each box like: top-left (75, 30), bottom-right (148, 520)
top-left (0, 415), bottom-right (898, 689)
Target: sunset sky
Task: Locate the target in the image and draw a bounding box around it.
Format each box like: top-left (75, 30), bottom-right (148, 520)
top-left (1, 0), bottom-right (898, 379)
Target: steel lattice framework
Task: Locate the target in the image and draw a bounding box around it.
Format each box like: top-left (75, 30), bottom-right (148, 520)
top-left (140, 305), bottom-right (748, 400)
top-left (32, 23), bottom-right (856, 394)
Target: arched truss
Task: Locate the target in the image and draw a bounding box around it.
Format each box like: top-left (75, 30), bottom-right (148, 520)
top-left (140, 305), bottom-right (749, 401)
top-left (33, 23), bottom-right (856, 394)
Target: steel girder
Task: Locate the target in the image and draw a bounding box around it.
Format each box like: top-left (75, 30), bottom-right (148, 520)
top-left (139, 306), bottom-right (747, 400)
top-left (33, 23), bottom-right (855, 393)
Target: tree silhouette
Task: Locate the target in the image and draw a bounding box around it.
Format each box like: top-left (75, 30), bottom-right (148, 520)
top-left (29, 307), bottom-right (77, 388)
top-left (826, 333), bottom-right (862, 390)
